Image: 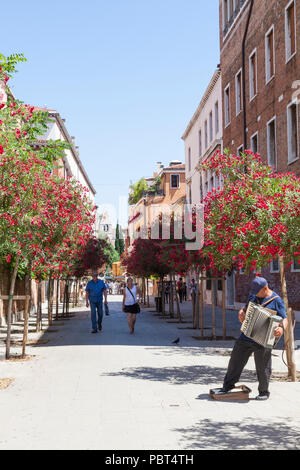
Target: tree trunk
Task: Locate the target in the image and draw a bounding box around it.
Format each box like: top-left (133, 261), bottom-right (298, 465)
top-left (22, 264), bottom-right (31, 359)
top-left (195, 271), bottom-right (200, 329)
top-left (48, 273), bottom-right (54, 327)
top-left (200, 278), bottom-right (204, 338)
top-left (66, 281), bottom-right (70, 316)
top-left (55, 278), bottom-right (60, 321)
top-left (175, 281), bottom-right (182, 323)
top-left (161, 279), bottom-right (166, 316)
top-left (169, 274), bottom-right (174, 319)
top-left (6, 253), bottom-right (21, 360)
top-left (222, 278), bottom-right (226, 340)
top-left (146, 278), bottom-right (150, 307)
top-left (62, 281), bottom-right (66, 318)
top-left (76, 279), bottom-right (79, 306)
top-left (211, 280), bottom-right (216, 340)
top-left (279, 256), bottom-right (296, 381)
top-left (36, 278), bottom-right (42, 333)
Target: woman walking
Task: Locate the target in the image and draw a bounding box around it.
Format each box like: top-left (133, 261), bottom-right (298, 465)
top-left (122, 278), bottom-right (140, 334)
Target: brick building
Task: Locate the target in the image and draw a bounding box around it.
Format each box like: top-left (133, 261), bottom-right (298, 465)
top-left (219, 0), bottom-right (300, 313)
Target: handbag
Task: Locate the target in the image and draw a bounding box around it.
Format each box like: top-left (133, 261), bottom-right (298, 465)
top-left (126, 287), bottom-right (141, 313)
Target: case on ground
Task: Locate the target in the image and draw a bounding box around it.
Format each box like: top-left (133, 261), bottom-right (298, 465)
top-left (209, 385), bottom-right (252, 401)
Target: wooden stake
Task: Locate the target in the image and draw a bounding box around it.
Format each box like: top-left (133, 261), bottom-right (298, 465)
top-left (279, 256), bottom-right (296, 381)
top-left (211, 280), bottom-right (216, 340)
top-left (200, 279), bottom-right (204, 338)
top-left (6, 253), bottom-right (21, 360)
top-left (222, 278), bottom-right (226, 340)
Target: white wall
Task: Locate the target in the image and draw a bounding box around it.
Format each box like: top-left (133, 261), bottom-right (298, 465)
top-left (46, 121), bottom-right (95, 203)
top-left (183, 74), bottom-right (223, 205)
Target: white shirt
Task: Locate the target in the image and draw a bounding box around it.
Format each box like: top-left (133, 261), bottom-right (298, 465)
top-left (124, 285), bottom-right (137, 306)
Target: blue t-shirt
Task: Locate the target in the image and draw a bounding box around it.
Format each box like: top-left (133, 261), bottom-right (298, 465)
top-left (85, 279), bottom-right (107, 302)
top-left (240, 291), bottom-right (287, 344)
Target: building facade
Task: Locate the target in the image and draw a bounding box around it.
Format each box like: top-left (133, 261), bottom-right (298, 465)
top-left (127, 161), bottom-right (186, 247)
top-left (182, 69), bottom-right (222, 204)
top-left (220, 0), bottom-right (300, 311)
top-left (38, 109), bottom-right (96, 203)
top-left (182, 70), bottom-right (224, 306)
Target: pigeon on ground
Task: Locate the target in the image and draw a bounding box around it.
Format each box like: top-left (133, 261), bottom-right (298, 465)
top-left (172, 338), bottom-right (180, 345)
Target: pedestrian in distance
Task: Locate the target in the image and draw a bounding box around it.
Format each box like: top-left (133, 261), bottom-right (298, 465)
top-left (190, 278), bottom-right (197, 304)
top-left (86, 270), bottom-right (108, 334)
top-left (183, 282), bottom-right (187, 301)
top-left (122, 277), bottom-right (140, 334)
top-left (177, 277), bottom-right (183, 303)
top-left (165, 282), bottom-right (170, 304)
top-left (214, 276), bottom-right (288, 401)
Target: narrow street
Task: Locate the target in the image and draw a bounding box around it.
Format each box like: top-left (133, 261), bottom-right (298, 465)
top-left (0, 296), bottom-right (299, 450)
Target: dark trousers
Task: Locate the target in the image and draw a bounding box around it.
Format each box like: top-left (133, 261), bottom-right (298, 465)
top-left (223, 339), bottom-right (272, 395)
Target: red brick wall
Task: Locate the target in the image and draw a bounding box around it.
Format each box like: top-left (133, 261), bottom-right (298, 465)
top-left (220, 0), bottom-right (300, 309)
top-left (235, 265), bottom-right (300, 310)
top-left (220, 0), bottom-right (300, 175)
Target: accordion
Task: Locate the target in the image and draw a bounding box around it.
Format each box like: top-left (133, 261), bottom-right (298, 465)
top-left (241, 302), bottom-right (282, 349)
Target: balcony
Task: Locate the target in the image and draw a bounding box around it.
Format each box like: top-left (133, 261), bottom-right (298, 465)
top-left (142, 189), bottom-right (165, 198)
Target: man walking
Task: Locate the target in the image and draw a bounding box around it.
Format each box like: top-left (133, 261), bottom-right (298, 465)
top-left (86, 271), bottom-right (108, 333)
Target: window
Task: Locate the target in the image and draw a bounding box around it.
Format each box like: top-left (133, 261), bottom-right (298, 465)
top-left (270, 258), bottom-right (279, 273)
top-left (292, 258), bottom-right (300, 272)
top-left (287, 102), bottom-right (299, 163)
top-left (237, 145), bottom-right (244, 156)
top-left (235, 69), bottom-right (242, 115)
top-left (199, 130), bottom-right (202, 157)
top-left (205, 120), bottom-right (208, 149)
top-left (267, 117), bottom-right (277, 169)
top-left (250, 132), bottom-right (259, 154)
top-left (223, 0), bottom-right (228, 26)
top-left (223, 0), bottom-right (247, 36)
top-left (249, 49), bottom-right (257, 100)
top-left (224, 84), bottom-right (230, 127)
top-left (209, 111), bottom-right (213, 143)
top-left (188, 147), bottom-right (191, 172)
top-left (204, 180), bottom-right (208, 198)
top-left (285, 0), bottom-right (296, 61)
top-left (215, 101), bottom-right (219, 134)
top-left (171, 174), bottom-right (180, 189)
top-left (265, 26), bottom-right (275, 82)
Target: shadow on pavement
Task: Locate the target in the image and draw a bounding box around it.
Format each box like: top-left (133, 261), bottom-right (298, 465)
top-left (101, 364), bottom-right (257, 386)
top-left (172, 417), bottom-right (300, 450)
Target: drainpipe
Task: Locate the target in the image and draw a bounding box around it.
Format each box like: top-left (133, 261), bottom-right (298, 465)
top-left (242, 0), bottom-right (254, 151)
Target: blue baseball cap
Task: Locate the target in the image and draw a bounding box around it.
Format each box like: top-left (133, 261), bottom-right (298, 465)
top-left (250, 277), bottom-right (268, 296)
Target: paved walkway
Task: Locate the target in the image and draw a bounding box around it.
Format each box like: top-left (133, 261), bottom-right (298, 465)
top-left (0, 296), bottom-right (299, 450)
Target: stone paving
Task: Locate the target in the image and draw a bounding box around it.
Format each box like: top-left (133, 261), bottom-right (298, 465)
top-left (0, 296), bottom-right (299, 450)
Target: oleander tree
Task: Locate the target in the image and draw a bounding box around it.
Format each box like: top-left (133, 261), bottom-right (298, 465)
top-left (0, 54), bottom-right (95, 357)
top-left (72, 237), bottom-right (111, 278)
top-left (200, 149), bottom-right (300, 380)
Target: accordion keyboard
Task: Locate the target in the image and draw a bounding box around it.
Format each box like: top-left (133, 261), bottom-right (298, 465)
top-left (241, 302), bottom-right (282, 349)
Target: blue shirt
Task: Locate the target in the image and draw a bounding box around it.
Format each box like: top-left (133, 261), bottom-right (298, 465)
top-left (240, 291), bottom-right (287, 344)
top-left (85, 279), bottom-right (107, 302)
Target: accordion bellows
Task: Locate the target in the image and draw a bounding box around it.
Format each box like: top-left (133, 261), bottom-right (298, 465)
top-left (241, 302), bottom-right (282, 349)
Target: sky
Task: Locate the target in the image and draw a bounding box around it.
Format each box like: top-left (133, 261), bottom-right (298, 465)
top-left (1, 0), bottom-right (220, 227)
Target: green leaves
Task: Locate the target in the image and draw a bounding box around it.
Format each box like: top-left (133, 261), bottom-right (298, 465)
top-left (0, 53), bottom-right (27, 76)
